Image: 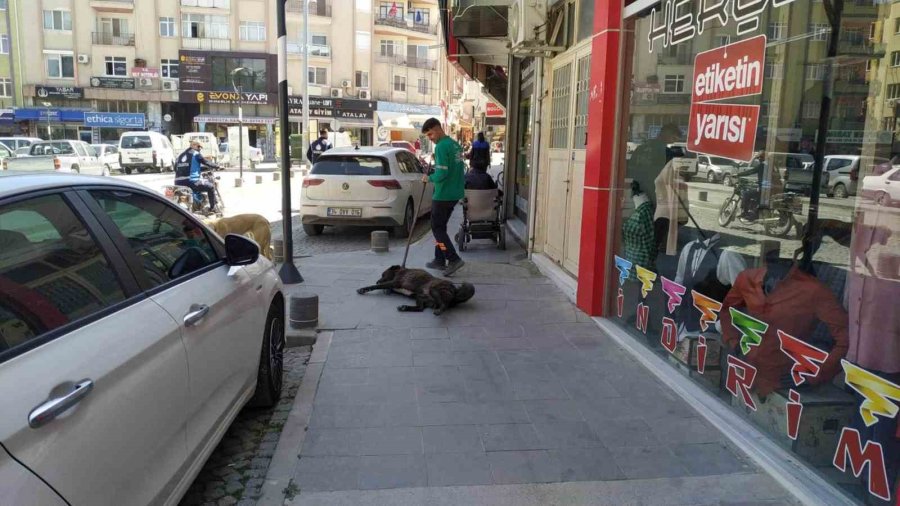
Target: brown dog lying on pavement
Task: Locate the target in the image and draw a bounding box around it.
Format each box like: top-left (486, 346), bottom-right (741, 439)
top-left (357, 265), bottom-right (475, 315)
top-left (204, 213), bottom-right (273, 260)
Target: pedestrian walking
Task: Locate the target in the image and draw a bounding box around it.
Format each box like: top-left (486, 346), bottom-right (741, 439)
top-left (421, 117), bottom-right (466, 276)
top-left (306, 128), bottom-right (331, 164)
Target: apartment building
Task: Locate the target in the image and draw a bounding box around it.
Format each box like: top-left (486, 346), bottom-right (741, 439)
top-left (11, 0), bottom-right (446, 150)
top-left (0, 0), bottom-right (22, 132)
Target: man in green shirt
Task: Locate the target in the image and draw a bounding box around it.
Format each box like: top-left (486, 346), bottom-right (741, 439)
top-left (421, 117), bottom-right (465, 275)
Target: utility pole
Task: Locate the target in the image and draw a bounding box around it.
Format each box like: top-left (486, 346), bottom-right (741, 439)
top-left (277, 0), bottom-right (303, 284)
top-left (231, 67), bottom-right (249, 182)
top-left (42, 102), bottom-right (52, 141)
top-left (302, 0), bottom-right (310, 172)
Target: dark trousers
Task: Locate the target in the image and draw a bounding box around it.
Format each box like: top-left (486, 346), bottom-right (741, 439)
top-left (187, 179), bottom-right (216, 210)
top-left (431, 200), bottom-right (460, 264)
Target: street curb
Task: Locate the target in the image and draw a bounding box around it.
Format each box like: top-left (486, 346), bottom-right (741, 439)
top-left (258, 331), bottom-right (332, 505)
top-left (286, 329), bottom-right (317, 348)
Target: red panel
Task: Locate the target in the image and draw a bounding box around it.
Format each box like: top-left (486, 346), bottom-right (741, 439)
top-left (576, 2), bottom-right (623, 317)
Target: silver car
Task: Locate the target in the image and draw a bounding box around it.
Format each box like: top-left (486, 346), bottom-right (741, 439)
top-left (0, 174), bottom-right (285, 505)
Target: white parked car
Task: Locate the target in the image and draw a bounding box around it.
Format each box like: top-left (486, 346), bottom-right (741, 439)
top-left (0, 137), bottom-right (43, 152)
top-left (119, 131), bottom-right (176, 174)
top-left (92, 143), bottom-right (121, 174)
top-left (219, 142), bottom-right (264, 166)
top-left (861, 165), bottom-right (900, 206)
top-left (3, 140), bottom-right (106, 175)
top-left (0, 173), bottom-right (285, 505)
top-left (299, 147), bottom-right (433, 237)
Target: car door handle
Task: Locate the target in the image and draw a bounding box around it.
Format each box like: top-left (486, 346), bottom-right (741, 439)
top-left (29, 380), bottom-right (94, 429)
top-left (184, 304), bottom-right (210, 327)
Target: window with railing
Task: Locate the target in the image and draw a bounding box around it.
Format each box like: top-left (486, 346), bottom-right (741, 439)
top-left (181, 0), bottom-right (230, 7)
top-left (183, 13), bottom-right (229, 39)
top-left (379, 2), bottom-right (404, 19)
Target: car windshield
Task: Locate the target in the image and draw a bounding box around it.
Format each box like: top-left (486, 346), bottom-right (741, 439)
top-left (122, 136), bottom-right (152, 149)
top-left (708, 156), bottom-right (736, 165)
top-left (311, 156), bottom-right (390, 176)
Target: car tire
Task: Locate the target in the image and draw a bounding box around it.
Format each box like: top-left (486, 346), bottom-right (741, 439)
top-left (248, 299), bottom-right (285, 408)
top-left (833, 183), bottom-right (848, 199)
top-left (303, 223), bottom-right (324, 236)
top-left (124, 167), bottom-right (132, 175)
top-left (102, 164), bottom-right (110, 177)
top-left (393, 200), bottom-right (414, 238)
top-left (723, 174), bottom-right (734, 187)
top-left (706, 171), bottom-right (717, 183)
top-left (137, 166), bottom-right (146, 174)
top-left (876, 191), bottom-right (892, 207)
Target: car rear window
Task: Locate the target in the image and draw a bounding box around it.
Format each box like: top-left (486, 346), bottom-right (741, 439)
top-left (32, 142), bottom-right (75, 156)
top-left (311, 156), bottom-right (390, 176)
top-left (121, 136), bottom-right (152, 149)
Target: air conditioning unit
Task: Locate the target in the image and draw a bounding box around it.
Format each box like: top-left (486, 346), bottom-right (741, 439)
top-left (139, 78), bottom-right (154, 87)
top-left (341, 79), bottom-right (351, 88)
top-left (77, 54), bottom-right (90, 64)
top-left (330, 88), bottom-right (343, 98)
top-left (162, 79), bottom-right (178, 91)
top-left (508, 0), bottom-right (548, 50)
top-left (358, 89), bottom-right (371, 100)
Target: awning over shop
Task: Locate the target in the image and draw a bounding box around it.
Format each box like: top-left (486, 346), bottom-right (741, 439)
top-left (377, 111), bottom-right (415, 130)
top-left (193, 115), bottom-right (277, 125)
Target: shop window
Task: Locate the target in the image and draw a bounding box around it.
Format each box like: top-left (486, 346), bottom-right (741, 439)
top-left (308, 67), bottom-right (327, 86)
top-left (161, 59), bottom-right (179, 79)
top-left (663, 74), bottom-right (685, 93)
top-left (549, 63), bottom-right (571, 149)
top-left (159, 17), bottom-right (176, 37)
top-left (0, 78), bottom-right (10, 98)
top-left (105, 56), bottom-right (127, 77)
top-left (355, 70), bottom-right (369, 88)
top-left (618, 5), bottom-right (900, 503)
top-left (239, 21), bottom-right (266, 42)
top-left (393, 75), bottom-right (406, 92)
top-left (46, 53), bottom-right (75, 79)
top-left (43, 10), bottom-right (72, 31)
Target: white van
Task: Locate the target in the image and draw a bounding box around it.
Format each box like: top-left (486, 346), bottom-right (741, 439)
top-left (182, 132), bottom-right (220, 164)
top-left (118, 131), bottom-right (176, 174)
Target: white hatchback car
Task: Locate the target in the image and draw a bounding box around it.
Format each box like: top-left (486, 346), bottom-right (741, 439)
top-left (0, 173), bottom-right (285, 505)
top-left (299, 147), bottom-right (433, 237)
top-left (91, 143), bottom-right (121, 174)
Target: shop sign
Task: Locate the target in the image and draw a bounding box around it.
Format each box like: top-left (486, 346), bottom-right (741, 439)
top-left (288, 96), bottom-right (333, 117)
top-left (131, 67), bottom-right (160, 79)
top-left (486, 102), bottom-right (505, 117)
top-left (182, 90), bottom-right (270, 105)
top-left (377, 101), bottom-right (441, 115)
top-left (657, 94), bottom-right (691, 105)
top-left (84, 112), bottom-right (145, 129)
top-left (823, 129), bottom-right (892, 145)
top-left (648, 0), bottom-right (801, 51)
top-left (90, 77), bottom-right (136, 89)
top-left (179, 52), bottom-right (212, 90)
top-left (336, 109), bottom-right (374, 120)
top-left (687, 36), bottom-right (765, 162)
top-left (35, 86), bottom-right (83, 100)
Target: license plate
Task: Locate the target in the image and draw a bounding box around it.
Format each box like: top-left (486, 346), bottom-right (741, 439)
top-left (327, 207), bottom-right (362, 217)
top-left (130, 157), bottom-right (142, 162)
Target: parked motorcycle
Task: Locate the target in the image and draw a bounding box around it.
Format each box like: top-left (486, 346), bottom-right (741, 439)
top-left (717, 178), bottom-right (801, 237)
top-left (163, 171), bottom-right (225, 217)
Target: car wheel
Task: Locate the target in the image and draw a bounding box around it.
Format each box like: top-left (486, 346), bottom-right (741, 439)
top-left (875, 191), bottom-right (891, 207)
top-left (169, 161), bottom-right (176, 173)
top-left (71, 165), bottom-right (80, 174)
top-left (706, 171), bottom-right (717, 183)
top-left (248, 299), bottom-right (285, 408)
top-left (393, 200), bottom-right (414, 238)
top-left (137, 166), bottom-right (146, 174)
top-left (102, 164), bottom-right (110, 177)
top-left (833, 183), bottom-right (848, 199)
top-left (723, 174), bottom-right (734, 187)
top-left (124, 167), bottom-right (132, 175)
top-left (303, 223), bottom-right (324, 236)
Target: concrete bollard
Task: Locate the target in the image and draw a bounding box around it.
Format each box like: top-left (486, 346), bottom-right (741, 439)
top-left (255, 175), bottom-right (263, 184)
top-left (290, 295), bottom-right (318, 329)
top-left (234, 177), bottom-right (243, 188)
top-left (273, 238), bottom-right (284, 263)
top-left (699, 191), bottom-right (708, 202)
top-left (371, 230), bottom-right (389, 252)
top-left (273, 172), bottom-right (281, 181)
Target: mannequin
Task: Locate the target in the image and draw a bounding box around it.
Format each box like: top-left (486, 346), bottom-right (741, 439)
top-left (653, 160), bottom-right (686, 256)
top-left (622, 189), bottom-right (656, 269)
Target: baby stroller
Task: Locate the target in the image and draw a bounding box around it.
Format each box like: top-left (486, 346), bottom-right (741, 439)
top-left (455, 188), bottom-right (506, 251)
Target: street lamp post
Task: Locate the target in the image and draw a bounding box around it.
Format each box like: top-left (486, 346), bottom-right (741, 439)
top-left (42, 101), bottom-right (52, 141)
top-left (231, 67), bottom-right (251, 181)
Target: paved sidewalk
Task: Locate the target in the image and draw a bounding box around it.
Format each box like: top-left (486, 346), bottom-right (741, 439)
top-left (260, 213), bottom-right (797, 505)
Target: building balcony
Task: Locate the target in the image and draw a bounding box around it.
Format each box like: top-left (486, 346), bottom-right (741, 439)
top-left (92, 32), bottom-right (135, 46)
top-left (376, 54), bottom-right (436, 71)
top-left (181, 37), bottom-right (231, 50)
top-left (286, 43), bottom-right (331, 58)
top-left (90, 0), bottom-right (134, 12)
top-left (375, 15), bottom-right (437, 36)
top-left (286, 0), bottom-right (332, 17)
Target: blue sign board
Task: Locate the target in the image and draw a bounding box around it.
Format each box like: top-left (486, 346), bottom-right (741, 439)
top-left (14, 108), bottom-right (86, 122)
top-left (83, 112), bottom-right (145, 129)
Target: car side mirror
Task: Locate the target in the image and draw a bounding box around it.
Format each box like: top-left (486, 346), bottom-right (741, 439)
top-left (225, 234), bottom-right (259, 266)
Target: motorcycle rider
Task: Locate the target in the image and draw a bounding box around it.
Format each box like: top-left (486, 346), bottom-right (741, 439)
top-left (175, 140), bottom-right (218, 212)
top-left (734, 150), bottom-right (782, 219)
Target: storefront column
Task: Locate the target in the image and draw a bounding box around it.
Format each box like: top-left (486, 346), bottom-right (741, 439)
top-left (575, 0), bottom-right (623, 316)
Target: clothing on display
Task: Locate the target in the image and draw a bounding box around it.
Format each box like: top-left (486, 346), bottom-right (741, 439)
top-left (622, 193), bottom-right (656, 269)
top-left (720, 265), bottom-right (849, 396)
top-left (652, 160), bottom-right (686, 256)
top-left (674, 234), bottom-right (747, 341)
